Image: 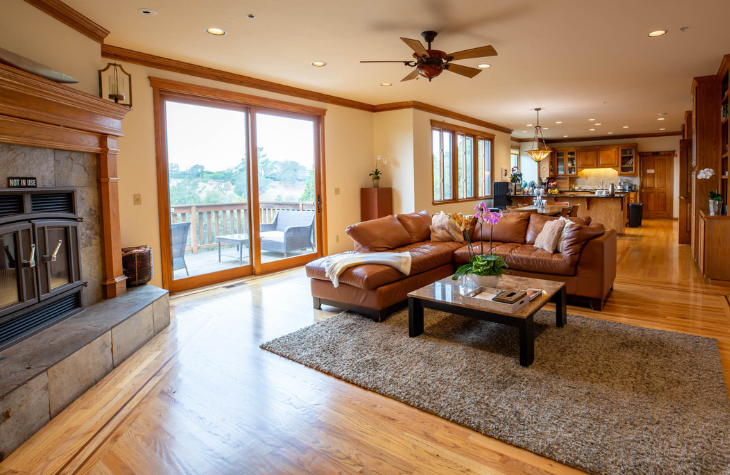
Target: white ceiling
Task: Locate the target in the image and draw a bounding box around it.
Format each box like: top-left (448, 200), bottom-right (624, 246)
top-left (67, 0), bottom-right (730, 139)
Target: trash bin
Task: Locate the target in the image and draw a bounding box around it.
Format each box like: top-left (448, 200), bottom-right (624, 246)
top-left (627, 203), bottom-right (644, 228)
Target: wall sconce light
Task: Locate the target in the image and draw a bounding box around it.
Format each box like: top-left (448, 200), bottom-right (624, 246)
top-left (98, 63), bottom-right (132, 107)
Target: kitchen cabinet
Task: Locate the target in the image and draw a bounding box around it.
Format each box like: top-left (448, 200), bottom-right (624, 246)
top-left (598, 147), bottom-right (619, 167)
top-left (566, 150), bottom-right (577, 175)
top-left (577, 148), bottom-right (598, 168)
top-left (554, 150), bottom-right (565, 175)
top-left (619, 146), bottom-right (638, 175)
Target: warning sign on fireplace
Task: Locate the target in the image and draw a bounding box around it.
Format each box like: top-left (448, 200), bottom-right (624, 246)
top-left (7, 177), bottom-right (37, 188)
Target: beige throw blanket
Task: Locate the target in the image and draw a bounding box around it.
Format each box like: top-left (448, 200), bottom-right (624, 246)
top-left (323, 252), bottom-right (412, 288)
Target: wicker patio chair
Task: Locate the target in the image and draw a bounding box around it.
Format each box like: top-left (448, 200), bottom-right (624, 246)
top-left (170, 222), bottom-right (191, 276)
top-left (260, 210), bottom-right (315, 257)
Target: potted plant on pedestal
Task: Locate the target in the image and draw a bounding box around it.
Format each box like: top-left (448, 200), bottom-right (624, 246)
top-left (369, 155), bottom-right (387, 188)
top-left (698, 168), bottom-right (723, 216)
top-left (451, 203), bottom-right (509, 287)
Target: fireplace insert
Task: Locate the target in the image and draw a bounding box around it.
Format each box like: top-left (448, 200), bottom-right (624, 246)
top-left (0, 188), bottom-right (85, 350)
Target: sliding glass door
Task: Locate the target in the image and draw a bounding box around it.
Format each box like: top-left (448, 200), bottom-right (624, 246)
top-left (158, 92), bottom-right (324, 292)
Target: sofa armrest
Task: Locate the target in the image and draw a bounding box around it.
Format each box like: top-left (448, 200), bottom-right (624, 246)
top-left (574, 229), bottom-right (617, 300)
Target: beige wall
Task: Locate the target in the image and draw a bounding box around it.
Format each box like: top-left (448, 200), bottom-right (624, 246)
top-left (548, 136), bottom-right (681, 218)
top-left (412, 109), bottom-right (512, 215)
top-left (114, 63), bottom-right (375, 287)
top-left (373, 109), bottom-right (415, 214)
top-left (0, 0), bottom-right (100, 95)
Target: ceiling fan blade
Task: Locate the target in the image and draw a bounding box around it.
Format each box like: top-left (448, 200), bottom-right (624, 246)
top-left (400, 37), bottom-right (430, 57)
top-left (445, 63), bottom-right (482, 78)
top-left (360, 61), bottom-right (411, 63)
top-left (447, 45), bottom-right (497, 61)
top-left (401, 69), bottom-right (420, 82)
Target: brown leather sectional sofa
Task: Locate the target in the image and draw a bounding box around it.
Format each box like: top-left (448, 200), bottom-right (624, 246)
top-left (307, 210), bottom-right (617, 321)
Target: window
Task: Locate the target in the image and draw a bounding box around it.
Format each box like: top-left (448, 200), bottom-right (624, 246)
top-left (510, 150), bottom-right (519, 170)
top-left (431, 120), bottom-right (494, 203)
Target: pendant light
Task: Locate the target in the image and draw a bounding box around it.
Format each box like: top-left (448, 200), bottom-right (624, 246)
top-left (526, 108), bottom-right (551, 162)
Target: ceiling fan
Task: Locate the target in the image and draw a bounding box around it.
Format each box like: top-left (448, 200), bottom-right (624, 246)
top-left (361, 31), bottom-right (497, 82)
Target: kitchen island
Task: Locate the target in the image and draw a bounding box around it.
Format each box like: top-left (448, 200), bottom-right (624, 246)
top-left (510, 193), bottom-right (628, 233)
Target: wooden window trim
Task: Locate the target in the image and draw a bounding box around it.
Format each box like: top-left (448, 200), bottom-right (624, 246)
top-left (431, 123), bottom-right (495, 205)
top-left (152, 78), bottom-right (327, 292)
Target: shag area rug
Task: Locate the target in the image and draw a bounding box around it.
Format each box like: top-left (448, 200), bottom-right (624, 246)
top-left (261, 308), bottom-right (730, 475)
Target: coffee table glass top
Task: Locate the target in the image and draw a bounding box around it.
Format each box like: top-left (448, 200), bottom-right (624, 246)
top-left (408, 274), bottom-right (565, 319)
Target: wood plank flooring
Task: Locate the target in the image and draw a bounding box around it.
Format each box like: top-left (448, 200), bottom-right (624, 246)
top-left (2, 219), bottom-right (729, 475)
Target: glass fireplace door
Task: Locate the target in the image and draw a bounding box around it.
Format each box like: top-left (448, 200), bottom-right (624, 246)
top-left (33, 221), bottom-right (81, 300)
top-left (0, 223), bottom-right (38, 320)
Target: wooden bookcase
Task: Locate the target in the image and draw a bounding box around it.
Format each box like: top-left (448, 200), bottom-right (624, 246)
top-left (720, 58), bottom-right (729, 206)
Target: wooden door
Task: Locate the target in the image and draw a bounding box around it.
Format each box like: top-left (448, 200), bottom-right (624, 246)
top-left (599, 147), bottom-right (619, 167)
top-left (578, 149), bottom-right (597, 168)
top-left (640, 152), bottom-right (674, 219)
top-left (678, 139), bottom-right (692, 244)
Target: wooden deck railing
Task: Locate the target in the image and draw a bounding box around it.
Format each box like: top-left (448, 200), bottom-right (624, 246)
top-left (170, 201), bottom-right (315, 253)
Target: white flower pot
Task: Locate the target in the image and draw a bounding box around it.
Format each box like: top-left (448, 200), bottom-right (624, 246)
top-left (469, 275), bottom-right (501, 288)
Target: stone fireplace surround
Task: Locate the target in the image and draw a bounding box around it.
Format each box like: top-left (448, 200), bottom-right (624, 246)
top-left (0, 63), bottom-right (171, 458)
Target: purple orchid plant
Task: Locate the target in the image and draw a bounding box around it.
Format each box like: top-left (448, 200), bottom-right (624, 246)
top-left (453, 203), bottom-right (509, 281)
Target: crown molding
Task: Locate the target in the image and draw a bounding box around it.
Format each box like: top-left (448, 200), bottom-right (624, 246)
top-left (542, 131), bottom-right (682, 145)
top-left (101, 45), bottom-right (514, 134)
top-left (102, 45), bottom-right (374, 112)
top-left (374, 101), bottom-right (513, 134)
top-left (24, 0), bottom-right (109, 44)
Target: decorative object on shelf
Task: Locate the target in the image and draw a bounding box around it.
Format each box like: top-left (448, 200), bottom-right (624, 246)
top-left (525, 108), bottom-right (551, 162)
top-left (122, 245), bottom-right (153, 286)
top-left (0, 46), bottom-right (78, 83)
top-left (722, 101), bottom-right (728, 121)
top-left (369, 155), bottom-right (388, 188)
top-left (698, 168), bottom-right (723, 215)
top-left (452, 204), bottom-right (509, 286)
top-left (99, 62), bottom-right (132, 107)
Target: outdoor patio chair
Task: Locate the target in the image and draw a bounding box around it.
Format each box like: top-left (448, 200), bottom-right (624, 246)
top-left (171, 222), bottom-right (191, 276)
top-left (260, 210), bottom-right (315, 257)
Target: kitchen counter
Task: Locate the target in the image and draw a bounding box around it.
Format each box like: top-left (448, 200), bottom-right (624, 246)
top-left (511, 195), bottom-right (628, 233)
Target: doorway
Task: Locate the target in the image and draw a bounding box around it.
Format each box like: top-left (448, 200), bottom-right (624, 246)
top-left (153, 81), bottom-right (326, 293)
top-left (639, 151), bottom-right (674, 220)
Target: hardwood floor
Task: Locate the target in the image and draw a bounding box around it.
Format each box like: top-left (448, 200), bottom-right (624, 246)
top-left (2, 220), bottom-right (729, 475)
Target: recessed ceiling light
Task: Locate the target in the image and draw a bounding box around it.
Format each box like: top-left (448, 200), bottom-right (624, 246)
top-left (648, 30), bottom-right (667, 37)
top-left (138, 8), bottom-right (157, 15)
top-left (311, 61), bottom-right (327, 67)
top-left (595, 123), bottom-right (602, 125)
top-left (659, 128), bottom-right (666, 131)
top-left (522, 131), bottom-right (527, 133)
top-left (589, 128), bottom-right (595, 131)
top-left (381, 82), bottom-right (392, 86)
top-left (543, 127), bottom-right (549, 130)
top-left (526, 124), bottom-right (533, 127)
top-left (477, 64), bottom-right (491, 69)
top-left (589, 118), bottom-right (595, 121)
top-left (556, 121), bottom-right (562, 124)
top-left (205, 27), bottom-right (227, 36)
top-left (563, 135), bottom-right (569, 138)
top-left (657, 117), bottom-right (665, 120)
top-left (608, 132), bottom-right (614, 135)
top-left (246, 14), bottom-right (256, 19)
top-left (623, 126), bottom-right (629, 128)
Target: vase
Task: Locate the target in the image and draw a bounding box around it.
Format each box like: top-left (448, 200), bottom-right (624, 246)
top-left (372, 177), bottom-right (380, 188)
top-left (709, 200), bottom-right (721, 216)
top-left (469, 274), bottom-right (501, 288)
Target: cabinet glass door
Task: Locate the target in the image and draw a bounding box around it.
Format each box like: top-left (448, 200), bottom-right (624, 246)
top-left (555, 151), bottom-right (565, 174)
top-left (620, 148), bottom-right (635, 174)
top-left (567, 151), bottom-right (577, 175)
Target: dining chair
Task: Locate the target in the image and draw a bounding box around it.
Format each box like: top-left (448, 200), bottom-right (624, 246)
top-left (568, 204), bottom-right (580, 217)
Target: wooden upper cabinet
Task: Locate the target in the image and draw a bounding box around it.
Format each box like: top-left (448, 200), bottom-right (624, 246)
top-left (598, 147), bottom-right (619, 167)
top-left (577, 148), bottom-right (598, 168)
top-left (619, 146), bottom-right (638, 175)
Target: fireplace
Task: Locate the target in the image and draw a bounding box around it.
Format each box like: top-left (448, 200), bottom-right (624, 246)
top-left (0, 188), bottom-right (85, 349)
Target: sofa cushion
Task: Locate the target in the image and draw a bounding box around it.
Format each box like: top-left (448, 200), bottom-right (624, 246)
top-left (396, 210), bottom-right (432, 243)
top-left (454, 243), bottom-right (504, 265)
top-left (471, 212), bottom-right (531, 244)
top-left (561, 223), bottom-right (606, 266)
top-left (346, 215), bottom-right (412, 252)
top-left (306, 255), bottom-right (406, 290)
top-left (525, 214), bottom-right (592, 244)
top-left (455, 243), bottom-right (576, 276)
top-left (395, 241), bottom-right (463, 275)
top-left (430, 211), bottom-right (465, 242)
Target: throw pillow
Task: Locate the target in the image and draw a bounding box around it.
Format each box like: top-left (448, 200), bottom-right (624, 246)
top-left (534, 219), bottom-right (566, 253)
top-left (430, 212), bottom-right (465, 242)
top-left (557, 217), bottom-right (577, 252)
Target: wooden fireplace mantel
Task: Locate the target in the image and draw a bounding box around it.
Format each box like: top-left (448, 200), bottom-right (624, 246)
top-left (0, 63), bottom-right (132, 298)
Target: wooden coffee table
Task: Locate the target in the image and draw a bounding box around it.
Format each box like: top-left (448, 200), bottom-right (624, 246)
top-left (408, 275), bottom-right (566, 367)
